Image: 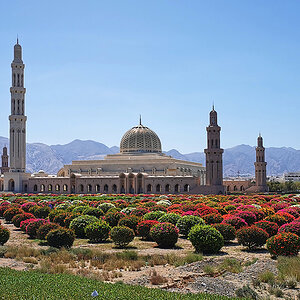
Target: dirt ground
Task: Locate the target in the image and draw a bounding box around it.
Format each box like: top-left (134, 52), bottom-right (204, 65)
top-left (1, 220), bottom-right (300, 299)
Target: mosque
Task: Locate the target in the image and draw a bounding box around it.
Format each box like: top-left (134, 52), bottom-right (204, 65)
top-left (0, 41), bottom-right (268, 195)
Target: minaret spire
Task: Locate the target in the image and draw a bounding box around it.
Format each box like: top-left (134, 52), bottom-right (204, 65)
top-left (139, 114), bottom-right (142, 125)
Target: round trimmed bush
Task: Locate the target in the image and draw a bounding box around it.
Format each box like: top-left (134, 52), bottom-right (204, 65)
top-left (20, 219), bottom-right (36, 232)
top-left (48, 209), bottom-right (65, 222)
top-left (69, 215), bottom-right (99, 238)
top-left (12, 213), bottom-right (35, 228)
top-left (105, 211), bottom-right (126, 227)
top-left (26, 219), bottom-right (48, 238)
top-left (72, 205), bottom-right (88, 214)
top-left (3, 207), bottom-right (24, 222)
top-left (34, 206), bottom-right (50, 218)
top-left (53, 212), bottom-right (68, 227)
top-left (265, 214), bottom-right (288, 227)
top-left (255, 220), bottom-right (279, 237)
top-left (212, 223), bottom-right (236, 242)
top-left (129, 207), bottom-right (149, 217)
top-left (267, 232), bottom-right (300, 257)
top-left (279, 221), bottom-right (300, 237)
top-left (64, 213), bottom-right (81, 228)
top-left (46, 228), bottom-right (75, 248)
top-left (143, 211), bottom-right (166, 221)
top-left (0, 225), bottom-right (10, 245)
top-left (137, 220), bottom-right (159, 240)
top-left (188, 224), bottom-right (224, 253)
top-left (118, 216), bottom-right (140, 232)
top-left (158, 213), bottom-right (181, 225)
top-left (98, 203), bottom-right (116, 214)
top-left (150, 222), bottom-right (179, 248)
top-left (37, 223), bottom-right (61, 240)
top-left (82, 207), bottom-right (104, 218)
top-left (236, 226), bottom-right (269, 250)
top-left (85, 221), bottom-right (111, 242)
top-left (110, 226), bottom-right (135, 248)
top-left (21, 202), bottom-right (37, 212)
top-left (222, 216), bottom-right (248, 230)
top-left (176, 215), bottom-right (205, 237)
top-left (202, 213), bottom-right (223, 225)
top-left (234, 211), bottom-right (257, 225)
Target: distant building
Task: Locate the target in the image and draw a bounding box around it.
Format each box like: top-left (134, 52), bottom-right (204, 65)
top-left (284, 172), bottom-right (300, 182)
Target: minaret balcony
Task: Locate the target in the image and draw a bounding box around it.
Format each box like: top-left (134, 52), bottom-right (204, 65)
top-left (10, 87), bottom-right (26, 93)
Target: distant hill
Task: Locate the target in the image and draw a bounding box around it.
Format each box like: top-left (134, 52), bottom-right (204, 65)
top-left (0, 136), bottom-right (299, 176)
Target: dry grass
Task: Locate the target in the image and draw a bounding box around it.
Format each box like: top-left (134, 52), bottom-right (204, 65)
top-left (277, 256), bottom-right (300, 282)
top-left (4, 246), bottom-right (41, 260)
top-left (149, 269), bottom-right (168, 285)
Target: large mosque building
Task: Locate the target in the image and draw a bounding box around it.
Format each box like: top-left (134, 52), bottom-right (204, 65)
top-left (0, 41), bottom-right (267, 195)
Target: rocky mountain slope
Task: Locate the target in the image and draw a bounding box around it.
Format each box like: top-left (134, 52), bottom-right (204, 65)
top-left (0, 136), bottom-right (299, 176)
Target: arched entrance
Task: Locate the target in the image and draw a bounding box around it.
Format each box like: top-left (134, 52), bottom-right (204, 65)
top-left (8, 179), bottom-right (15, 192)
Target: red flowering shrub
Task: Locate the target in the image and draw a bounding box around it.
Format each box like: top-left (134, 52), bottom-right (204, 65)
top-left (26, 219), bottom-right (48, 238)
top-left (277, 208), bottom-right (300, 219)
top-left (197, 206), bottom-right (218, 216)
top-left (20, 219), bottom-right (36, 232)
top-left (137, 220), bottom-right (159, 240)
top-left (150, 222), bottom-right (179, 248)
top-left (149, 205), bottom-right (167, 212)
top-left (265, 214), bottom-right (287, 227)
top-left (181, 210), bottom-right (202, 217)
top-left (118, 215), bottom-right (140, 232)
top-left (236, 226), bottom-right (269, 250)
top-left (12, 213), bottom-right (35, 228)
top-left (271, 203), bottom-right (290, 212)
top-left (234, 211), bottom-right (257, 225)
top-left (212, 223), bottom-right (236, 242)
top-left (202, 213), bottom-right (223, 225)
top-left (129, 207), bottom-right (149, 217)
top-left (37, 222), bottom-right (61, 240)
top-left (21, 202), bottom-right (37, 212)
top-left (267, 232), bottom-right (300, 256)
top-left (279, 221), bottom-right (300, 237)
top-left (0, 225), bottom-right (10, 245)
top-left (222, 216), bottom-right (248, 230)
top-left (276, 212), bottom-right (295, 223)
top-left (255, 220), bottom-right (279, 237)
top-left (3, 207), bottom-right (24, 222)
top-left (0, 204), bottom-right (11, 217)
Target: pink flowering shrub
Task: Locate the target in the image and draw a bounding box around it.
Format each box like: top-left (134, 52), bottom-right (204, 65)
top-left (150, 222), bottom-right (179, 248)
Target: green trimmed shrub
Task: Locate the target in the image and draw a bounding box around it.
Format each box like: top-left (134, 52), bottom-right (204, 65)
top-left (143, 211), bottom-right (166, 221)
top-left (82, 207), bottom-right (104, 218)
top-left (69, 215), bottom-right (99, 238)
top-left (266, 232), bottom-right (300, 257)
top-left (0, 226), bottom-right (10, 245)
top-left (110, 226), bottom-right (134, 248)
top-left (176, 215), bottom-right (205, 237)
top-left (72, 206), bottom-right (88, 214)
top-left (105, 211), bottom-right (126, 227)
top-left (85, 221), bottom-right (111, 242)
top-left (3, 207), bottom-right (24, 222)
top-left (212, 223), bottom-right (236, 242)
top-left (137, 220), bottom-right (159, 240)
top-left (158, 213), bottom-right (181, 225)
top-left (46, 228), bottom-right (75, 248)
top-left (34, 206), bottom-right (50, 218)
top-left (11, 213), bottom-right (35, 228)
top-left (98, 203), bottom-right (116, 214)
top-left (188, 224), bottom-right (224, 253)
top-left (150, 222), bottom-right (179, 248)
top-left (236, 226), bottom-right (269, 250)
top-left (118, 216), bottom-right (140, 232)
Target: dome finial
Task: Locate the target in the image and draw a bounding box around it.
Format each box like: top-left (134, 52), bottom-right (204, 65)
top-left (139, 114), bottom-right (142, 125)
top-left (17, 34), bottom-right (19, 44)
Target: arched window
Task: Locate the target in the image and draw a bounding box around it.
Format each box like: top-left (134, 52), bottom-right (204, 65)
top-left (87, 184), bottom-right (92, 193)
top-left (156, 184), bottom-right (161, 192)
top-left (112, 184), bottom-right (117, 193)
top-left (63, 184), bottom-right (68, 192)
top-left (55, 184), bottom-right (60, 192)
top-left (227, 185), bottom-right (230, 192)
top-left (240, 186), bottom-right (244, 191)
top-left (48, 184), bottom-right (52, 192)
top-left (95, 184), bottom-right (100, 193)
top-left (175, 184), bottom-right (179, 193)
top-left (147, 184), bottom-right (152, 193)
top-left (8, 179), bottom-right (15, 192)
top-left (33, 184), bottom-right (38, 192)
top-left (120, 185), bottom-right (125, 193)
top-left (184, 184), bottom-right (190, 192)
top-left (165, 184), bottom-right (170, 193)
top-left (79, 184), bottom-right (84, 192)
top-left (41, 184), bottom-right (45, 192)
top-left (104, 184), bottom-right (108, 193)
top-left (234, 185), bottom-right (237, 191)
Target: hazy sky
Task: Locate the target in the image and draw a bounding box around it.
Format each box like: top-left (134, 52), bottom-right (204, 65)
top-left (0, 1), bottom-right (299, 153)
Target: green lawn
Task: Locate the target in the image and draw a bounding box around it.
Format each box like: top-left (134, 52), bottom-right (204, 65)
top-left (0, 267), bottom-right (238, 300)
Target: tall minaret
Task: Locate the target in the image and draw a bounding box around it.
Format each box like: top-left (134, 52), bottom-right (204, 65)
top-left (204, 106), bottom-right (224, 193)
top-left (1, 147), bottom-right (9, 174)
top-left (9, 39), bottom-right (27, 172)
top-left (254, 134), bottom-right (267, 191)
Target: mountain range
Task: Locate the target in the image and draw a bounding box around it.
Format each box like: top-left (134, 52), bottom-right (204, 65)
top-left (0, 136), bottom-right (299, 176)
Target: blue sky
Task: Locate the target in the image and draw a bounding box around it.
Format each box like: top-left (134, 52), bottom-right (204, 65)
top-left (0, 0), bottom-right (299, 153)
